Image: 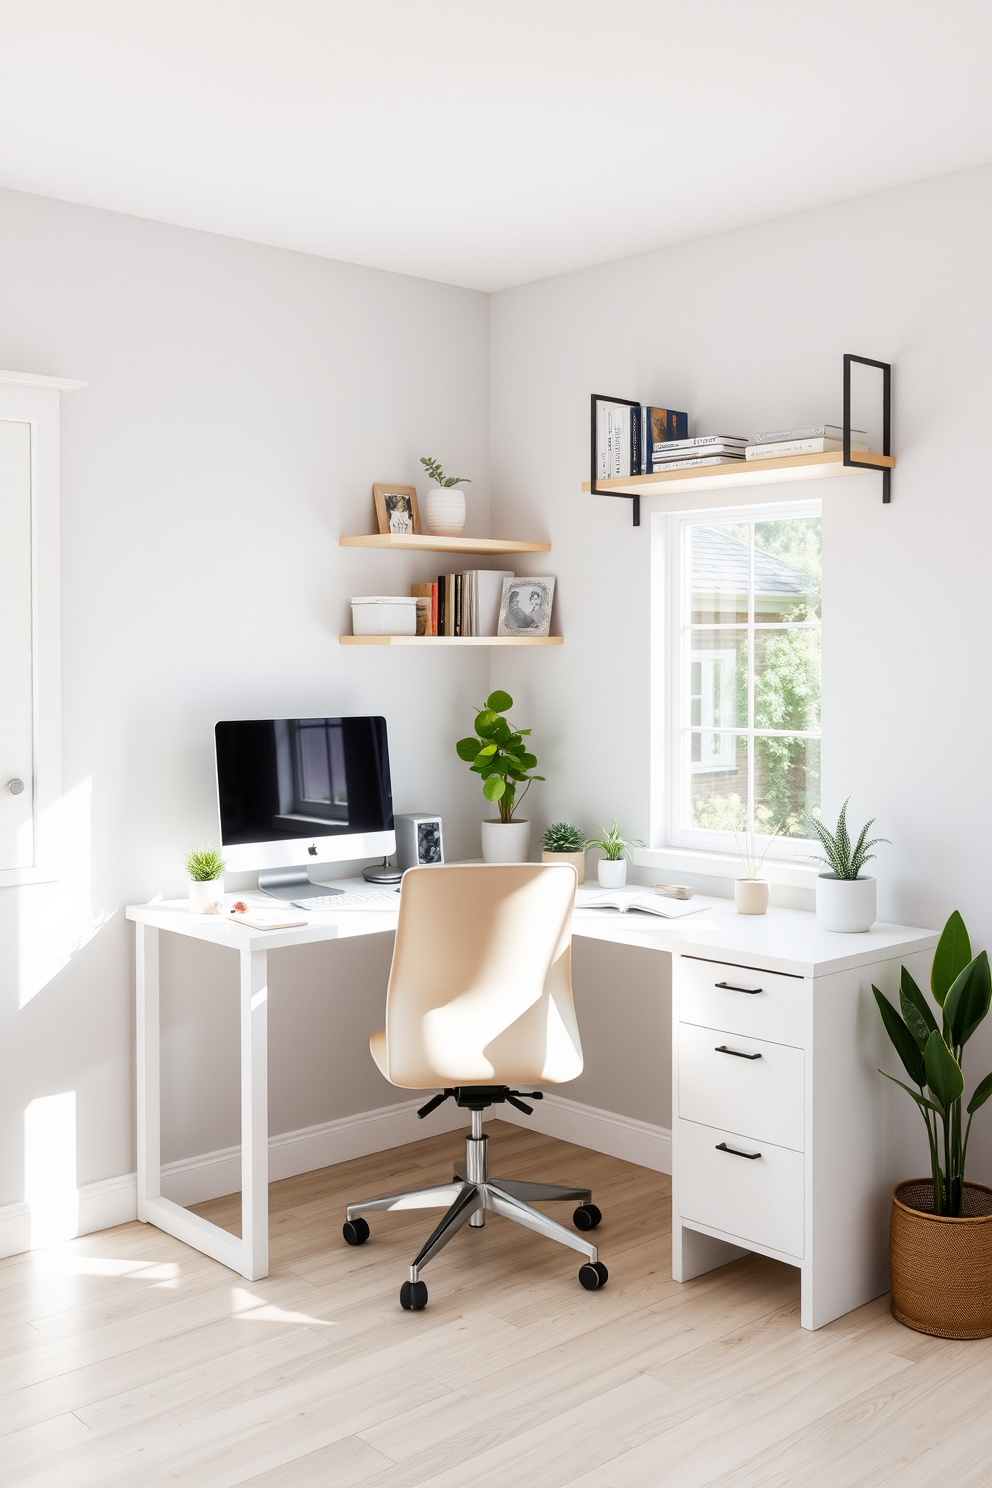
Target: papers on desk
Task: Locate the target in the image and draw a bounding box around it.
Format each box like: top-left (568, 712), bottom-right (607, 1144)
top-left (228, 908), bottom-right (309, 930)
top-left (575, 887), bottom-right (712, 919)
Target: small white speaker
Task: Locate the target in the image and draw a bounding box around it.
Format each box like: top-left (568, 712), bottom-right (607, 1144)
top-left (395, 814), bottom-right (444, 870)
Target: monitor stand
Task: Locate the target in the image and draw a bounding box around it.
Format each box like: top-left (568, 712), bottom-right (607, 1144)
top-left (362, 857), bottom-right (403, 885)
top-left (257, 868), bottom-right (344, 902)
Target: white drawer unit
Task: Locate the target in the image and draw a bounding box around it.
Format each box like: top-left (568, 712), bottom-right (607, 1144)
top-left (679, 953), bottom-right (809, 1047)
top-left (678, 1022), bottom-right (804, 1152)
top-left (677, 1118), bottom-right (805, 1260)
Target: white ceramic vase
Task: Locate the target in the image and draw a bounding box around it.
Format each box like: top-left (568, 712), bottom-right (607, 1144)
top-left (481, 819), bottom-right (531, 863)
top-left (735, 878), bottom-right (769, 915)
top-left (425, 485), bottom-right (467, 537)
top-left (189, 877), bottom-right (225, 914)
top-left (815, 873), bottom-right (876, 932)
top-left (598, 858), bottom-right (627, 889)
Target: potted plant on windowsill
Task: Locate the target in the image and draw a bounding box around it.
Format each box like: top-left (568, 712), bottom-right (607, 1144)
top-left (585, 822), bottom-right (643, 889)
top-left (541, 822), bottom-right (586, 883)
top-left (185, 845), bottom-right (227, 914)
top-left (456, 690), bottom-right (543, 862)
top-left (806, 799), bottom-right (888, 932)
top-left (420, 456), bottom-right (471, 537)
top-left (873, 911), bottom-right (992, 1337)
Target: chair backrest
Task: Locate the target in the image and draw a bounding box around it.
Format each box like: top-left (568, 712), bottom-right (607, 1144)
top-left (379, 863), bottom-right (582, 1090)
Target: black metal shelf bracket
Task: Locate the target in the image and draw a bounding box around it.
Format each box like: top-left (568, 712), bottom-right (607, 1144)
top-left (590, 393), bottom-right (641, 526)
top-left (843, 354), bottom-right (892, 503)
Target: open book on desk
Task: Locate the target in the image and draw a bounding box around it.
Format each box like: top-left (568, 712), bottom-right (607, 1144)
top-left (575, 887), bottom-right (712, 919)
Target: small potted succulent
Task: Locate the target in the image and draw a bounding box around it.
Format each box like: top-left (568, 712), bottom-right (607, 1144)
top-left (456, 690), bottom-right (543, 862)
top-left (185, 845), bottom-right (227, 914)
top-left (874, 911), bottom-right (992, 1337)
top-left (585, 821), bottom-right (643, 889)
top-left (420, 456), bottom-right (471, 536)
top-left (806, 799), bottom-right (888, 932)
top-left (541, 822), bottom-right (586, 883)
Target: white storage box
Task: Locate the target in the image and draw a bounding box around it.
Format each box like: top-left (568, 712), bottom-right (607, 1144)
top-left (351, 596), bottom-right (418, 637)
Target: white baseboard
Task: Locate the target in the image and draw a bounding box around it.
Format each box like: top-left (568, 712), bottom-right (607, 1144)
top-left (501, 1091), bottom-right (672, 1174)
top-left (0, 1092), bottom-right (667, 1260)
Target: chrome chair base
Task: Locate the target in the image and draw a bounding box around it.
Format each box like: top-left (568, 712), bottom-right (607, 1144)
top-left (344, 1109), bottom-right (604, 1291)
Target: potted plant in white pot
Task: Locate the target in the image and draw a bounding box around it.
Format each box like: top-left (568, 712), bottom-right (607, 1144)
top-left (731, 818), bottom-right (780, 915)
top-left (874, 911), bottom-right (992, 1337)
top-left (541, 822), bottom-right (586, 883)
top-left (456, 689), bottom-right (543, 862)
top-left (806, 799), bottom-right (888, 932)
top-left (586, 821), bottom-right (643, 889)
top-left (420, 456), bottom-right (470, 537)
top-left (185, 845), bottom-right (226, 914)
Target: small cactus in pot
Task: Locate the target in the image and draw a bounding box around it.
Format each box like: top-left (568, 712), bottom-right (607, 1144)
top-left (541, 822), bottom-right (586, 884)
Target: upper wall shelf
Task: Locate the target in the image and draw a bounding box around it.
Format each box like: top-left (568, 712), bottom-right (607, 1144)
top-left (582, 448), bottom-right (896, 503)
top-left (340, 534), bottom-right (550, 556)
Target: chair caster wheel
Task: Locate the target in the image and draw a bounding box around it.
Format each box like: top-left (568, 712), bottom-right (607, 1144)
top-left (400, 1280), bottom-right (428, 1311)
top-left (342, 1217), bottom-right (370, 1246)
top-left (578, 1261), bottom-right (608, 1291)
top-left (573, 1203), bottom-right (602, 1231)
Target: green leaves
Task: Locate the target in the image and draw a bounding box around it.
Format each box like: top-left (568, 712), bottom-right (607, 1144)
top-left (483, 777), bottom-right (506, 802)
top-left (803, 797), bottom-right (888, 879)
top-left (931, 909), bottom-right (972, 1007)
top-left (487, 690), bottom-right (513, 712)
top-left (943, 950), bottom-right (991, 1051)
top-left (455, 688), bottom-right (539, 823)
top-left (873, 985), bottom-right (925, 1088)
top-left (924, 1030), bottom-right (964, 1111)
top-left (456, 736), bottom-right (481, 761)
top-left (420, 455), bottom-right (471, 487)
top-left (967, 1071), bottom-right (992, 1117)
top-left (899, 966), bottom-right (937, 1049)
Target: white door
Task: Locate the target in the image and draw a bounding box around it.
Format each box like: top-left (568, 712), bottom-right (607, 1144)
top-left (0, 418), bottom-right (34, 870)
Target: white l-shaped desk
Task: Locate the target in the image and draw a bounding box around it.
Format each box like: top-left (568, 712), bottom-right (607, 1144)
top-left (127, 883), bottom-right (936, 1329)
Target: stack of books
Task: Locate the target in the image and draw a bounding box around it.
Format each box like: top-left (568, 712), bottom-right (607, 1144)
top-left (746, 424), bottom-right (868, 460)
top-left (648, 434), bottom-right (748, 472)
top-left (595, 403), bottom-right (691, 477)
top-left (411, 571), bottom-right (512, 637)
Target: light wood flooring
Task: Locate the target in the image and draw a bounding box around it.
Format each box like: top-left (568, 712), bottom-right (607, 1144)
top-left (2, 1121), bottom-right (990, 1488)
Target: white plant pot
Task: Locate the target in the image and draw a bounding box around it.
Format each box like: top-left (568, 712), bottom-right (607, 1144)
top-left (425, 485), bottom-right (467, 537)
top-left (735, 878), bottom-right (769, 915)
top-left (481, 819), bottom-right (531, 863)
top-left (189, 877), bottom-right (224, 914)
top-left (815, 873), bottom-right (876, 933)
top-left (598, 858), bottom-right (627, 889)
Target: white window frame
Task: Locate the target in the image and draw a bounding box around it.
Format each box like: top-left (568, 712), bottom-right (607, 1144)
top-left (646, 497), bottom-right (822, 874)
top-left (0, 371), bottom-right (85, 887)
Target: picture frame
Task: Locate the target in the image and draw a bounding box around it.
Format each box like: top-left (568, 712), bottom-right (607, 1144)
top-left (373, 483), bottom-right (421, 536)
top-left (496, 576), bottom-right (555, 638)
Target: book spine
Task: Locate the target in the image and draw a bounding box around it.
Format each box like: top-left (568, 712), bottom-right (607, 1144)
top-left (455, 574), bottom-right (462, 637)
top-left (649, 455), bottom-right (737, 471)
top-left (745, 437), bottom-right (868, 459)
top-left (437, 575), bottom-right (445, 636)
top-left (446, 574), bottom-right (456, 636)
top-left (630, 405), bottom-right (641, 476)
top-left (431, 582), bottom-right (438, 636)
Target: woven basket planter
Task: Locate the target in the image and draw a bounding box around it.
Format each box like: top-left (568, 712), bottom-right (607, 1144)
top-left (890, 1179), bottom-right (992, 1338)
top-left (541, 849), bottom-right (585, 884)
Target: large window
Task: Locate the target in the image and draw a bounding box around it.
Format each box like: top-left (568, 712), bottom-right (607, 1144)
top-left (670, 507), bottom-right (821, 851)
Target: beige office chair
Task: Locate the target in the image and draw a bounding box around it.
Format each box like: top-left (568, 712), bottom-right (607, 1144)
top-left (342, 862), bottom-right (607, 1310)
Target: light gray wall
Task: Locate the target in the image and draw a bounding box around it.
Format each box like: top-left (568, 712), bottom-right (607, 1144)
top-left (0, 188), bottom-right (490, 1199)
top-left (489, 163), bottom-right (992, 1169)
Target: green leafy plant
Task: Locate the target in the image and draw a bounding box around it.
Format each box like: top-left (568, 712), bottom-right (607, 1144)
top-left (585, 821), bottom-right (643, 863)
top-left (456, 690), bottom-right (543, 824)
top-left (805, 798), bottom-right (888, 879)
top-left (874, 911), bottom-right (992, 1216)
top-left (184, 845), bottom-right (227, 882)
top-left (420, 456), bottom-right (471, 488)
top-left (542, 822), bottom-right (585, 853)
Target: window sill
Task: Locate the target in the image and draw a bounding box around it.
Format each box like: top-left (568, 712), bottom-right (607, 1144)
top-left (631, 846), bottom-right (821, 889)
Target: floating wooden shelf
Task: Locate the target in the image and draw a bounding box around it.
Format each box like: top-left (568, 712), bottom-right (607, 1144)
top-left (340, 534), bottom-right (551, 556)
top-left (340, 634), bottom-right (562, 647)
top-left (582, 448), bottom-right (895, 502)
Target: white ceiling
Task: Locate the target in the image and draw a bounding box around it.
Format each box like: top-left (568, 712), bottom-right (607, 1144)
top-left (2, 1), bottom-right (991, 292)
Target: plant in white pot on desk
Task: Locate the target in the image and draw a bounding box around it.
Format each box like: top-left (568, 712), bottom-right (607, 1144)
top-left (185, 845), bottom-right (226, 914)
top-left (456, 689), bottom-right (543, 862)
top-left (420, 455), bottom-right (470, 537)
top-left (807, 798), bottom-right (888, 932)
top-left (586, 821), bottom-right (643, 889)
top-left (731, 815), bottom-right (781, 915)
top-left (541, 822), bottom-right (586, 883)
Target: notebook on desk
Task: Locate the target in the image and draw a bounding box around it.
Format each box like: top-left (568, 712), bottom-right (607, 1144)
top-left (576, 887), bottom-right (711, 919)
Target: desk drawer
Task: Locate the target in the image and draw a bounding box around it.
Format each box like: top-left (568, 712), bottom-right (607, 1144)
top-left (677, 1118), bottom-right (805, 1259)
top-left (678, 954), bottom-right (809, 1047)
top-left (678, 1023), bottom-right (804, 1151)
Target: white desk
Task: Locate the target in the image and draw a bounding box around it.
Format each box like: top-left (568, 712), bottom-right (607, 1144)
top-left (128, 884), bottom-right (936, 1325)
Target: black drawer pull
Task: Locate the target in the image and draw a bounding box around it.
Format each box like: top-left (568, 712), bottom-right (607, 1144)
top-left (715, 980), bottom-right (762, 995)
top-left (715, 1044), bottom-right (762, 1060)
top-left (715, 1141), bottom-right (761, 1160)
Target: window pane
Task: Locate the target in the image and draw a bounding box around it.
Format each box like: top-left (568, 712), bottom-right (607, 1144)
top-left (754, 736), bottom-right (820, 837)
top-left (688, 629), bottom-right (747, 730)
top-left (689, 523), bottom-right (749, 623)
top-left (688, 732), bottom-right (748, 831)
top-left (753, 518), bottom-right (821, 621)
top-left (753, 628), bottom-right (820, 732)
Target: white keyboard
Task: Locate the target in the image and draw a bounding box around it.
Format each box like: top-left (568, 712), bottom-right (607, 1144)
top-left (291, 890), bottom-right (401, 911)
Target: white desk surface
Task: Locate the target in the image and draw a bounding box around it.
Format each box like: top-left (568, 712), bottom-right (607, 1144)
top-left (127, 877), bottom-right (938, 979)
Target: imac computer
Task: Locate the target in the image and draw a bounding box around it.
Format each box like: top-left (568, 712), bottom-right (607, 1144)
top-left (215, 716), bottom-right (395, 901)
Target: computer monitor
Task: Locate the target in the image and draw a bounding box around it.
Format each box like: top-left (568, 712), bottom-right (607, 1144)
top-left (214, 716), bottom-right (395, 899)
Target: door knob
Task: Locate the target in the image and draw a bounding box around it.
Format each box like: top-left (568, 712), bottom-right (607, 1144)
top-left (7, 778), bottom-right (25, 795)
